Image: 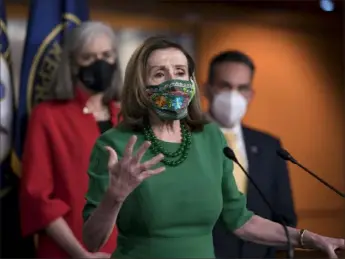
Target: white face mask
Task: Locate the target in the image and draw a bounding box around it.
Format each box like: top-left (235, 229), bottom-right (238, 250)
top-left (211, 90), bottom-right (248, 128)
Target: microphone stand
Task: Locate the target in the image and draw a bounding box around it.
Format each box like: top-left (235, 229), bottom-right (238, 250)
top-left (277, 149), bottom-right (345, 198)
top-left (224, 148), bottom-right (294, 259)
top-left (235, 161), bottom-right (295, 259)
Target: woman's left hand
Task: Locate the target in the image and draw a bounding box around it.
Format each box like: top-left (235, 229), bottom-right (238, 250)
top-left (311, 233), bottom-right (345, 258)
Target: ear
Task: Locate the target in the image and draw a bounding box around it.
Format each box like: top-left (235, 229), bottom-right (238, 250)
top-left (203, 83), bottom-right (212, 101)
top-left (247, 88), bottom-right (255, 102)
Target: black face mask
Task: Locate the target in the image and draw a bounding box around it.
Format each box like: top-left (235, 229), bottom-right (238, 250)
top-left (78, 60), bottom-right (116, 93)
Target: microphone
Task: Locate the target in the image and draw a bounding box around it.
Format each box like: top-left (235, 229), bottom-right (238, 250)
top-left (277, 148), bottom-right (345, 198)
top-left (223, 147), bottom-right (294, 259)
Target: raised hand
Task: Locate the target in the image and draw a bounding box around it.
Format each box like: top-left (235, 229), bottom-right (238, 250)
top-left (105, 135), bottom-right (165, 202)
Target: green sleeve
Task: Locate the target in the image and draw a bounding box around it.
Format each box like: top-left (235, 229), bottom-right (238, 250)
top-left (82, 139), bottom-right (110, 222)
top-left (219, 130), bottom-right (254, 231)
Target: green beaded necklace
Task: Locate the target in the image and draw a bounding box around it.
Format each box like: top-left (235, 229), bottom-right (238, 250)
top-left (143, 123), bottom-right (192, 167)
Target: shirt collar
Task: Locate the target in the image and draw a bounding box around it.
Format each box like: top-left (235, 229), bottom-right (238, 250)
top-left (75, 87), bottom-right (120, 126)
top-left (206, 111), bottom-right (240, 129)
top-left (205, 112), bottom-right (243, 140)
top-left (221, 123), bottom-right (242, 139)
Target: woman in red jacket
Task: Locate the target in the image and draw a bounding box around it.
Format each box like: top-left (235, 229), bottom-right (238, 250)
top-left (20, 21), bottom-right (120, 258)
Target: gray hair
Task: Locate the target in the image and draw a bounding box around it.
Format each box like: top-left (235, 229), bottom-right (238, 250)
top-left (48, 21), bottom-right (122, 103)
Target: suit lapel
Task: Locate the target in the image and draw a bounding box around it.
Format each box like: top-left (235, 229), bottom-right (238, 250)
top-left (242, 126), bottom-right (262, 207)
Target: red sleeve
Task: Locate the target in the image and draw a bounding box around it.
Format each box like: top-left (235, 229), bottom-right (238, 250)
top-left (20, 104), bottom-right (70, 236)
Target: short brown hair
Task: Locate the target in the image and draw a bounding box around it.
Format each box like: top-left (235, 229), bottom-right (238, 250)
top-left (120, 36), bottom-right (207, 132)
top-left (48, 21), bottom-right (122, 103)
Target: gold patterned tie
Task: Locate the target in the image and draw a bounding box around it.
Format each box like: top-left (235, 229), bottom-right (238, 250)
top-left (223, 131), bottom-right (248, 194)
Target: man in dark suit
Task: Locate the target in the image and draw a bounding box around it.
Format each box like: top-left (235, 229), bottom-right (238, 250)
top-left (205, 50), bottom-right (297, 258)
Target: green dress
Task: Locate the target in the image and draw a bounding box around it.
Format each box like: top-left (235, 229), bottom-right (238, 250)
top-left (83, 122), bottom-right (254, 258)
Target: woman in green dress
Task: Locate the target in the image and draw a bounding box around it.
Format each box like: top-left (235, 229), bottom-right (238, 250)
top-left (82, 36), bottom-right (344, 258)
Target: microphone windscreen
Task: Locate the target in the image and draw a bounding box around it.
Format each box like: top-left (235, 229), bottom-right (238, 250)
top-left (276, 148), bottom-right (292, 161)
top-left (223, 147), bottom-right (238, 163)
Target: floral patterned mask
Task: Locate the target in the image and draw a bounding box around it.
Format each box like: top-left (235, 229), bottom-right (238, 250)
top-left (146, 79), bottom-right (196, 120)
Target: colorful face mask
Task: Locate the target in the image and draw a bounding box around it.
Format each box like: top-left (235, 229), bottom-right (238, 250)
top-left (146, 79), bottom-right (196, 120)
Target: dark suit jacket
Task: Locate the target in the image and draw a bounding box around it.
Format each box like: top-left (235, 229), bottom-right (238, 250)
top-left (213, 125), bottom-right (297, 258)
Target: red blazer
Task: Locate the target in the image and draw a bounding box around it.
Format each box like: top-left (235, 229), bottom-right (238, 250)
top-left (20, 89), bottom-right (119, 258)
